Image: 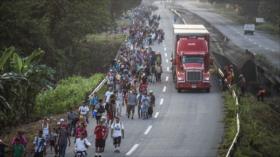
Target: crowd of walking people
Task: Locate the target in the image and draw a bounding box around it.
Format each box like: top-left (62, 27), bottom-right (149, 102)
top-left (0, 6), bottom-right (164, 157)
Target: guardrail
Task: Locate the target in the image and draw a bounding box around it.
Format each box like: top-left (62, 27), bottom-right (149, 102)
top-left (170, 8), bottom-right (241, 157)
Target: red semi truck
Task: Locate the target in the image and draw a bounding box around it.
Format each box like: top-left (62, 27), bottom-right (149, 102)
top-left (171, 24), bottom-right (211, 92)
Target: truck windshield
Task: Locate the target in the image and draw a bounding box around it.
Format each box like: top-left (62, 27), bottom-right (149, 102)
top-left (182, 55), bottom-right (203, 64)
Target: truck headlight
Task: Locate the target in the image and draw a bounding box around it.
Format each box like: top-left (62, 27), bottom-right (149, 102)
top-left (177, 72), bottom-right (185, 82)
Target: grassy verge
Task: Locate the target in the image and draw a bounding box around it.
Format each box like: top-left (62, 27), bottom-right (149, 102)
top-left (219, 91), bottom-right (280, 157)
top-left (234, 95), bottom-right (280, 157)
top-left (218, 91), bottom-right (237, 156)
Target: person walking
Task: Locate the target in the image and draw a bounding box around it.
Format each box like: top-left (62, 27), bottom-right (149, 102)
top-left (94, 118), bottom-right (108, 157)
top-left (90, 92), bottom-right (99, 110)
top-left (79, 102), bottom-right (90, 124)
top-left (74, 133), bottom-right (91, 157)
top-left (111, 117), bottom-right (124, 153)
top-left (148, 90), bottom-right (155, 118)
top-left (95, 99), bottom-right (105, 124)
top-left (57, 124), bottom-right (70, 157)
top-left (12, 138), bottom-right (25, 157)
top-left (41, 118), bottom-right (50, 144)
top-left (116, 90), bottom-right (124, 117)
top-left (67, 108), bottom-right (78, 136)
top-left (127, 90), bottom-right (137, 119)
top-left (33, 130), bottom-right (46, 157)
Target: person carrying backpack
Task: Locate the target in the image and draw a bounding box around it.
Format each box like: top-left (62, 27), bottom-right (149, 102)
top-left (33, 130), bottom-right (46, 157)
top-left (111, 117), bottom-right (124, 153)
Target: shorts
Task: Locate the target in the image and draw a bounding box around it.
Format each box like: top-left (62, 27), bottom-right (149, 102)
top-left (113, 136), bottom-right (121, 145)
top-left (95, 139), bottom-right (106, 148)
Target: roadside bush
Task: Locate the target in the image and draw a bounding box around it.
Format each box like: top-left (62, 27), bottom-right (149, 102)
top-left (35, 73), bottom-right (104, 116)
top-left (234, 95), bottom-right (280, 157)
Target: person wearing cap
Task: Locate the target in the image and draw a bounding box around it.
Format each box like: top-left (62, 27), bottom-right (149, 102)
top-left (111, 117), bottom-right (124, 153)
top-left (57, 123), bottom-right (70, 157)
top-left (94, 118), bottom-right (108, 157)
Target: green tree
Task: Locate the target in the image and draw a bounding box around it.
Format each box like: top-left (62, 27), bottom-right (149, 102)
top-left (0, 47), bottom-right (55, 128)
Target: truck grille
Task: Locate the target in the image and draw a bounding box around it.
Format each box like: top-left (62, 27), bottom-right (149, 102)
top-left (187, 71), bottom-right (202, 82)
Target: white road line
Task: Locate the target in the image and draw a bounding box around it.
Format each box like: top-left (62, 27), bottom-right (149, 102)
top-left (154, 112), bottom-right (159, 118)
top-left (164, 47), bottom-right (167, 51)
top-left (160, 98), bottom-right (164, 105)
top-left (167, 67), bottom-right (169, 71)
top-left (162, 86), bottom-right (167, 92)
top-left (165, 76), bottom-right (169, 82)
top-left (166, 59), bottom-right (168, 63)
top-left (144, 125), bottom-right (153, 135)
top-left (126, 144), bottom-right (140, 156)
top-left (165, 53), bottom-right (167, 57)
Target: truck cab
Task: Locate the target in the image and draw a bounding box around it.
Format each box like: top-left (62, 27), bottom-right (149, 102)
top-left (172, 24), bottom-right (211, 92)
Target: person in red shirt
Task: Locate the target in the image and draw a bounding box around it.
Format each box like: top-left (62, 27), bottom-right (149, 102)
top-left (94, 118), bottom-right (108, 157)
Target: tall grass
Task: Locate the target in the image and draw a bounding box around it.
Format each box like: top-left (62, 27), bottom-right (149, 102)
top-left (218, 91), bottom-right (237, 156)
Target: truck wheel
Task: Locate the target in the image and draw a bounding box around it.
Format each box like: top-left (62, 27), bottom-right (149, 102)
top-left (206, 88), bottom-right (210, 93)
top-left (177, 89), bottom-right (181, 93)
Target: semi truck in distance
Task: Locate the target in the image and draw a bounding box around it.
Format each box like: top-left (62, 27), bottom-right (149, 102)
top-left (171, 24), bottom-right (211, 92)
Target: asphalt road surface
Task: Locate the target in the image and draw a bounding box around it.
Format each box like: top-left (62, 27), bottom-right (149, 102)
top-left (174, 0), bottom-right (280, 68)
top-left (47, 2), bottom-right (224, 157)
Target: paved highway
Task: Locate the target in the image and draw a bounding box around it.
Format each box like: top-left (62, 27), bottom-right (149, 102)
top-left (48, 2), bottom-right (224, 157)
top-left (175, 0), bottom-right (280, 68)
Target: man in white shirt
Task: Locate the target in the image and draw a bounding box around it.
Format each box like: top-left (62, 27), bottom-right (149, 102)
top-left (111, 117), bottom-right (124, 153)
top-left (79, 102), bottom-right (90, 123)
top-left (104, 88), bottom-right (113, 103)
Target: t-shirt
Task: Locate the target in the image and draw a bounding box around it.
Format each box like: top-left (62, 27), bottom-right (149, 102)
top-left (94, 125), bottom-right (107, 140)
top-left (75, 138), bottom-right (91, 151)
top-left (90, 96), bottom-right (98, 106)
top-left (111, 122), bottom-right (124, 137)
top-left (105, 91), bottom-right (113, 103)
top-left (79, 105), bottom-right (89, 115)
top-left (13, 144), bottom-right (24, 157)
top-left (42, 123), bottom-right (49, 139)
